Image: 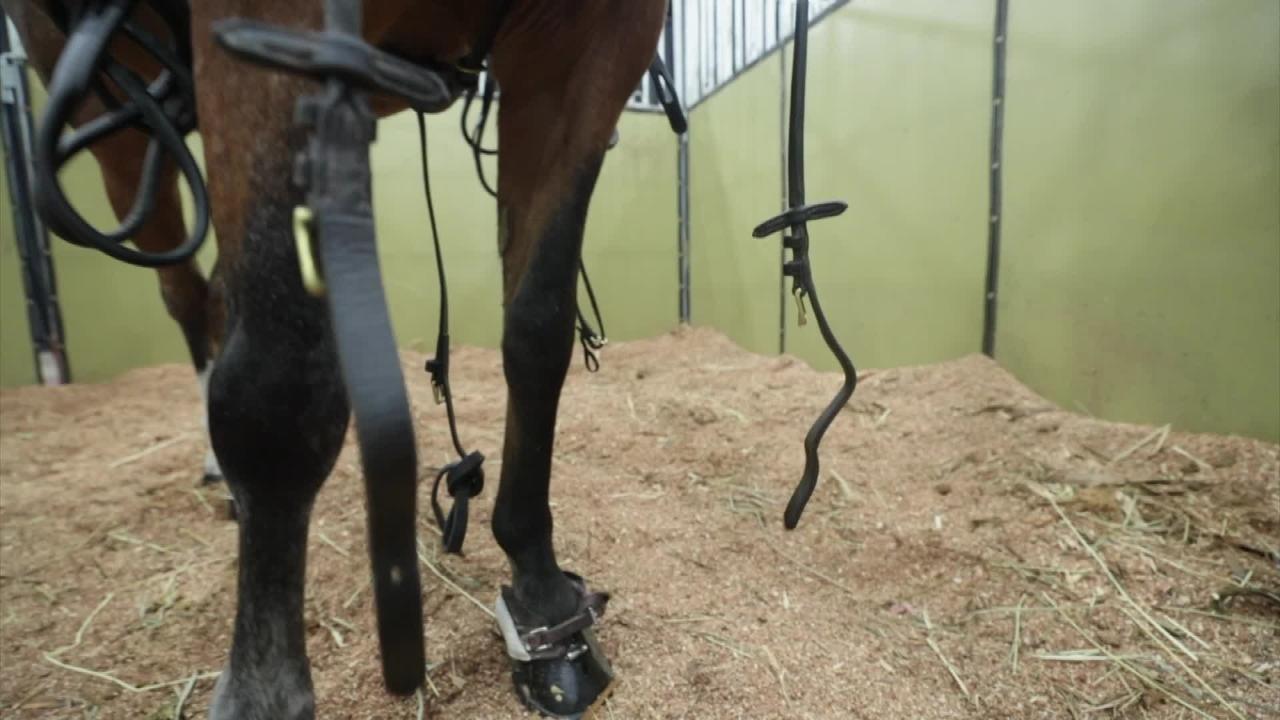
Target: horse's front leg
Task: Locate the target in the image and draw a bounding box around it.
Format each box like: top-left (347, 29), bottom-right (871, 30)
top-left (191, 4), bottom-right (342, 718)
top-left (488, 5), bottom-right (665, 715)
top-left (493, 143), bottom-right (611, 720)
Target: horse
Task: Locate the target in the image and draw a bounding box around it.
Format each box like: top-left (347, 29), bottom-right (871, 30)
top-left (4, 0), bottom-right (668, 717)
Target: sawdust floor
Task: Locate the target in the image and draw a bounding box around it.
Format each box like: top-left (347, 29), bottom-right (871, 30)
top-left (1, 328), bottom-right (1277, 719)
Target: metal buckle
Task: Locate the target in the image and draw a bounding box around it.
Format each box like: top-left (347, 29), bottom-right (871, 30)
top-left (522, 626), bottom-right (553, 654)
top-left (292, 205), bottom-right (325, 297)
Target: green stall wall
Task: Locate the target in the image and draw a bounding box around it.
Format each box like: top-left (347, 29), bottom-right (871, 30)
top-left (689, 51), bottom-right (784, 356)
top-left (998, 0), bottom-right (1280, 442)
top-left (0, 71), bottom-right (678, 385)
top-left (692, 0), bottom-right (992, 370)
top-left (3, 1), bottom-right (1278, 443)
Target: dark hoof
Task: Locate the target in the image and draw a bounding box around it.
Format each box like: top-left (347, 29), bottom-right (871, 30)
top-left (512, 629), bottom-right (614, 718)
top-left (496, 574), bottom-right (614, 719)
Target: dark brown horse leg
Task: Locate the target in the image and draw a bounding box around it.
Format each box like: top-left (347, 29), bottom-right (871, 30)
top-left (493, 136), bottom-right (611, 720)
top-left (488, 4), bottom-right (665, 713)
top-left (191, 5), bottom-right (340, 718)
top-left (90, 136), bottom-right (223, 484)
top-left (203, 199), bottom-right (347, 720)
top-left (491, 151), bottom-right (606, 621)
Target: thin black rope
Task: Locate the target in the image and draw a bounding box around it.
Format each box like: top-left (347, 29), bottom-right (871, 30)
top-left (457, 76), bottom-right (609, 372)
top-left (575, 259), bottom-right (607, 373)
top-left (418, 112), bottom-right (467, 457)
top-left (418, 111), bottom-right (484, 554)
top-left (460, 76), bottom-right (499, 198)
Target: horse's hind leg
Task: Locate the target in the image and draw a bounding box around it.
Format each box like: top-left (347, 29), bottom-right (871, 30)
top-left (9, 2), bottom-right (224, 484)
top-left (90, 138), bottom-right (225, 484)
top-left (488, 4), bottom-right (665, 714)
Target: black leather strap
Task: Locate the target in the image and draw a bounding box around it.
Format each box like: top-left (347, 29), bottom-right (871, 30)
top-left (750, 0), bottom-right (858, 530)
top-left (307, 97), bottom-right (425, 694)
top-left (33, 0), bottom-right (210, 267)
top-left (522, 591), bottom-right (610, 654)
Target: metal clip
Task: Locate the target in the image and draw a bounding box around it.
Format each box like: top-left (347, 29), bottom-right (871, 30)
top-left (293, 206), bottom-right (325, 297)
top-left (793, 286), bottom-right (809, 327)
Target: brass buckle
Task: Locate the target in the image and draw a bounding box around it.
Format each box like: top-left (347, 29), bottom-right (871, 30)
top-left (293, 206), bottom-right (325, 297)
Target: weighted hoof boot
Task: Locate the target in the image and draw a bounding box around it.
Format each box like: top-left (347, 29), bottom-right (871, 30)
top-left (495, 573), bottom-right (614, 719)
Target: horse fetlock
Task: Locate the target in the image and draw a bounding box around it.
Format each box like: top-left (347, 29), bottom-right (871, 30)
top-left (515, 572), bottom-right (582, 628)
top-left (210, 661), bottom-right (315, 720)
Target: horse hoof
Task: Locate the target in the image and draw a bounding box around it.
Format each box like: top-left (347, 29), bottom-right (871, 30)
top-left (496, 574), bottom-right (614, 719)
top-left (511, 630), bottom-right (615, 718)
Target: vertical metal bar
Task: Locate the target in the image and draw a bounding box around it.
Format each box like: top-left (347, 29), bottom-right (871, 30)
top-left (982, 0), bottom-right (1009, 356)
top-left (777, 0), bottom-right (789, 353)
top-left (714, 0), bottom-right (721, 84)
top-left (732, 0), bottom-right (740, 72)
top-left (678, 130), bottom-right (691, 324)
top-left (2, 13), bottom-right (71, 384)
top-left (671, 4), bottom-right (692, 324)
top-left (787, 0), bottom-right (808, 208)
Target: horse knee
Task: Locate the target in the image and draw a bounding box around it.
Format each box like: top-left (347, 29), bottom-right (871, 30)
top-left (207, 318), bottom-right (348, 504)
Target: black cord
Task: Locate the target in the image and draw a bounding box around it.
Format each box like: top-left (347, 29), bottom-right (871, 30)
top-left (457, 74), bottom-right (609, 372)
top-left (459, 76), bottom-right (498, 198)
top-left (33, 0), bottom-right (209, 267)
top-left (418, 112), bottom-right (484, 554)
top-left (575, 259), bottom-right (607, 373)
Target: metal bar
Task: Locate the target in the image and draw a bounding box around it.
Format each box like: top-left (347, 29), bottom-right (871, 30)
top-left (732, 0), bottom-right (740, 73)
top-left (777, 0), bottom-right (788, 353)
top-left (981, 0), bottom-right (1008, 357)
top-left (787, 0), bottom-right (808, 209)
top-left (678, 129), bottom-right (691, 324)
top-left (2, 13), bottom-right (71, 384)
top-left (670, 5), bottom-right (691, 324)
top-left (713, 0), bottom-right (720, 85)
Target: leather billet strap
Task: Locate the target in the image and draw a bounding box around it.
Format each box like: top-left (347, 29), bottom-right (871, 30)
top-left (522, 592), bottom-right (610, 656)
top-left (496, 576), bottom-right (610, 663)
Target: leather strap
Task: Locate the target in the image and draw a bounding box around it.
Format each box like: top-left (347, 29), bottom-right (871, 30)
top-left (307, 92), bottom-right (425, 694)
top-left (521, 592), bottom-right (610, 654)
top-left (750, 0), bottom-right (858, 530)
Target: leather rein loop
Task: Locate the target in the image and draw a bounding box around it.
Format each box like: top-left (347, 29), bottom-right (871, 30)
top-left (751, 0), bottom-right (859, 530)
top-left (34, 0), bottom-right (209, 268)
